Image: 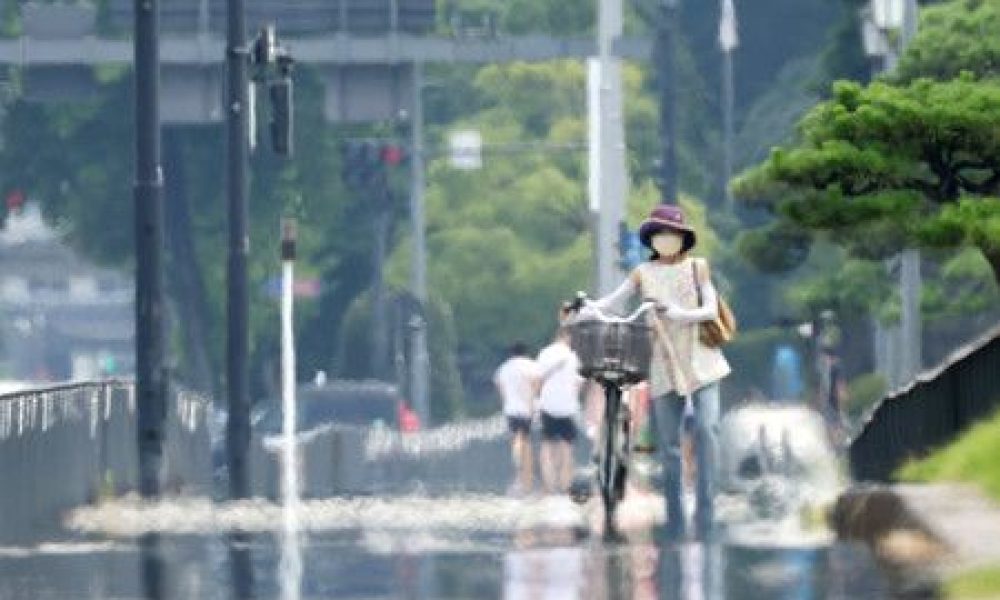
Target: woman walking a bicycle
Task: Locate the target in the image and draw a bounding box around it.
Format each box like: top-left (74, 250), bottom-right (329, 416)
top-left (593, 204), bottom-right (731, 540)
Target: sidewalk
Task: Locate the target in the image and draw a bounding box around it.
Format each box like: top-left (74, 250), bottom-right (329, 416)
top-left (895, 483), bottom-right (1000, 573)
top-left (834, 483), bottom-right (1000, 576)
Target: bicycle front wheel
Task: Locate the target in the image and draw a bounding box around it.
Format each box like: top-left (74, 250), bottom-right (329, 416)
top-left (599, 385), bottom-right (628, 519)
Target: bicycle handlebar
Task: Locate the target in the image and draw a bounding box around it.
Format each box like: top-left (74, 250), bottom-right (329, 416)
top-left (563, 291), bottom-right (661, 324)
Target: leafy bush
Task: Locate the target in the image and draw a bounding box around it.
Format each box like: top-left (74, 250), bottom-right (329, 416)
top-left (846, 372), bottom-right (886, 421)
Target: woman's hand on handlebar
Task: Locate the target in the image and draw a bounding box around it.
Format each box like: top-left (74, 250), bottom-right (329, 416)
top-left (561, 292), bottom-right (592, 322)
top-left (563, 291), bottom-right (589, 313)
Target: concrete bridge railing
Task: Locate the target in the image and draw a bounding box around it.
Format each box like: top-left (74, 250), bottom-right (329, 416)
top-left (250, 414), bottom-right (513, 499)
top-left (0, 380), bottom-right (211, 544)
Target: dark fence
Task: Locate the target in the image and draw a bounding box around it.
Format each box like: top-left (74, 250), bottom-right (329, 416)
top-left (850, 323), bottom-right (1000, 481)
top-left (0, 380), bottom-right (211, 544)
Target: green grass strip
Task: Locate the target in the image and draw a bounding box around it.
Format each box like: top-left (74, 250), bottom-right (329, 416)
top-left (897, 404), bottom-right (1000, 503)
top-left (945, 566), bottom-right (1000, 599)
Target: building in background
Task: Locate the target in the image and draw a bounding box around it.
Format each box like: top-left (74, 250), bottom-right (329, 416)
top-left (0, 203), bottom-right (133, 383)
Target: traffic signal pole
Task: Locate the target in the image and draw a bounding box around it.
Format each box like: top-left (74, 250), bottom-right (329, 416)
top-left (226, 0), bottom-right (251, 500)
top-left (135, 0), bottom-right (166, 595)
top-left (134, 0), bottom-right (166, 500)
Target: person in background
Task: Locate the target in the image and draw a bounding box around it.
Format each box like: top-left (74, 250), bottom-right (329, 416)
top-left (816, 310), bottom-right (847, 432)
top-left (494, 342), bottom-right (541, 495)
top-left (536, 325), bottom-right (584, 495)
top-left (397, 400), bottom-right (421, 433)
top-left (772, 343), bottom-right (805, 403)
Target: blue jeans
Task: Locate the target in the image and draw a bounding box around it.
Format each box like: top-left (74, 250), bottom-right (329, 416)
top-left (651, 383), bottom-right (720, 536)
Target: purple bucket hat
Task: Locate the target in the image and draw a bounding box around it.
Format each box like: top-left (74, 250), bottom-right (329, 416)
top-left (638, 204), bottom-right (697, 253)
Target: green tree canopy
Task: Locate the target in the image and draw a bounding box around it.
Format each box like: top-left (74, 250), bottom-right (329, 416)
top-left (385, 60), bottom-right (719, 383)
top-left (733, 77), bottom-right (1000, 281)
top-left (894, 0), bottom-right (1000, 83)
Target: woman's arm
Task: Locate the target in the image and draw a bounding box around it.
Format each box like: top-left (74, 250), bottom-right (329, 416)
top-left (592, 270), bottom-right (641, 312)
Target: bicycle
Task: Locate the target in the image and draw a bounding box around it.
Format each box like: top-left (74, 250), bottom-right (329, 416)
top-left (564, 293), bottom-right (657, 525)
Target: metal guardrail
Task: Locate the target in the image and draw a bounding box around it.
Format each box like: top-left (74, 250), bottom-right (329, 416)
top-left (250, 415), bottom-right (512, 498)
top-left (850, 323), bottom-right (1000, 481)
top-left (0, 379), bottom-right (211, 544)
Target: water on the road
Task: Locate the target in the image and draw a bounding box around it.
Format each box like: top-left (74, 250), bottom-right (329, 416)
top-left (0, 490), bottom-right (905, 599)
top-left (0, 405), bottom-right (931, 598)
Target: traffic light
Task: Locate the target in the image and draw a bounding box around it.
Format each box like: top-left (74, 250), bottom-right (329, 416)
top-left (250, 24), bottom-right (295, 158)
top-left (379, 143), bottom-right (406, 166)
top-left (269, 78), bottom-right (293, 157)
top-left (340, 139), bottom-right (408, 191)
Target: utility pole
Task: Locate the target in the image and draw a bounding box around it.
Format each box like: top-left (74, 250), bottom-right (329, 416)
top-left (371, 188), bottom-right (391, 379)
top-left (655, 0), bottom-right (680, 205)
top-left (409, 62), bottom-right (430, 424)
top-left (590, 0), bottom-right (629, 295)
top-left (864, 0), bottom-right (921, 388)
top-left (900, 248), bottom-right (921, 380)
top-left (719, 0), bottom-right (738, 208)
top-left (134, 0), bottom-right (166, 500)
top-left (226, 0), bottom-right (251, 500)
top-left (135, 0), bottom-right (166, 595)
top-left (898, 0), bottom-right (921, 383)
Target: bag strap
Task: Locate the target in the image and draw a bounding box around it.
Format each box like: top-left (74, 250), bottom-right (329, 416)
top-left (692, 260), bottom-right (703, 307)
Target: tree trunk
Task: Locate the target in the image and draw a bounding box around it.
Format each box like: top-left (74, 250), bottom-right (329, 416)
top-left (163, 130), bottom-right (217, 397)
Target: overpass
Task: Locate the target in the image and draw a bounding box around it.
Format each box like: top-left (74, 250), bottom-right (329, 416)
top-left (4, 1), bottom-right (650, 123)
top-left (0, 33), bottom-right (651, 66)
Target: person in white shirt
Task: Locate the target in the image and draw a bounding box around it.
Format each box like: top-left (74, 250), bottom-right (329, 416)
top-left (535, 327), bottom-right (584, 494)
top-left (494, 342), bottom-right (541, 494)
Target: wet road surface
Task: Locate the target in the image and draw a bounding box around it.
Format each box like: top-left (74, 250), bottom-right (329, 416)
top-left (0, 491), bottom-right (902, 599)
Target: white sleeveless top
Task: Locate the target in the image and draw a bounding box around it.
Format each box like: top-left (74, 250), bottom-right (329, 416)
top-left (636, 258), bottom-right (731, 397)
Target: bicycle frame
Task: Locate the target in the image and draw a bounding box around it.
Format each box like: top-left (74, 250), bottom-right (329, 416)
top-left (597, 381), bottom-right (629, 522)
top-left (568, 298), bottom-right (657, 523)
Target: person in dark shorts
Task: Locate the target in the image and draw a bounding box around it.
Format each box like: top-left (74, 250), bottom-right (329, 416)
top-left (536, 327), bottom-right (584, 494)
top-left (494, 342), bottom-right (541, 495)
top-left (508, 414), bottom-right (531, 436)
top-left (541, 412), bottom-right (576, 443)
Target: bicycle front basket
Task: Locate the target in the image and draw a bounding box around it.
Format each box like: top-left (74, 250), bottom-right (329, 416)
top-left (569, 320), bottom-right (652, 383)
